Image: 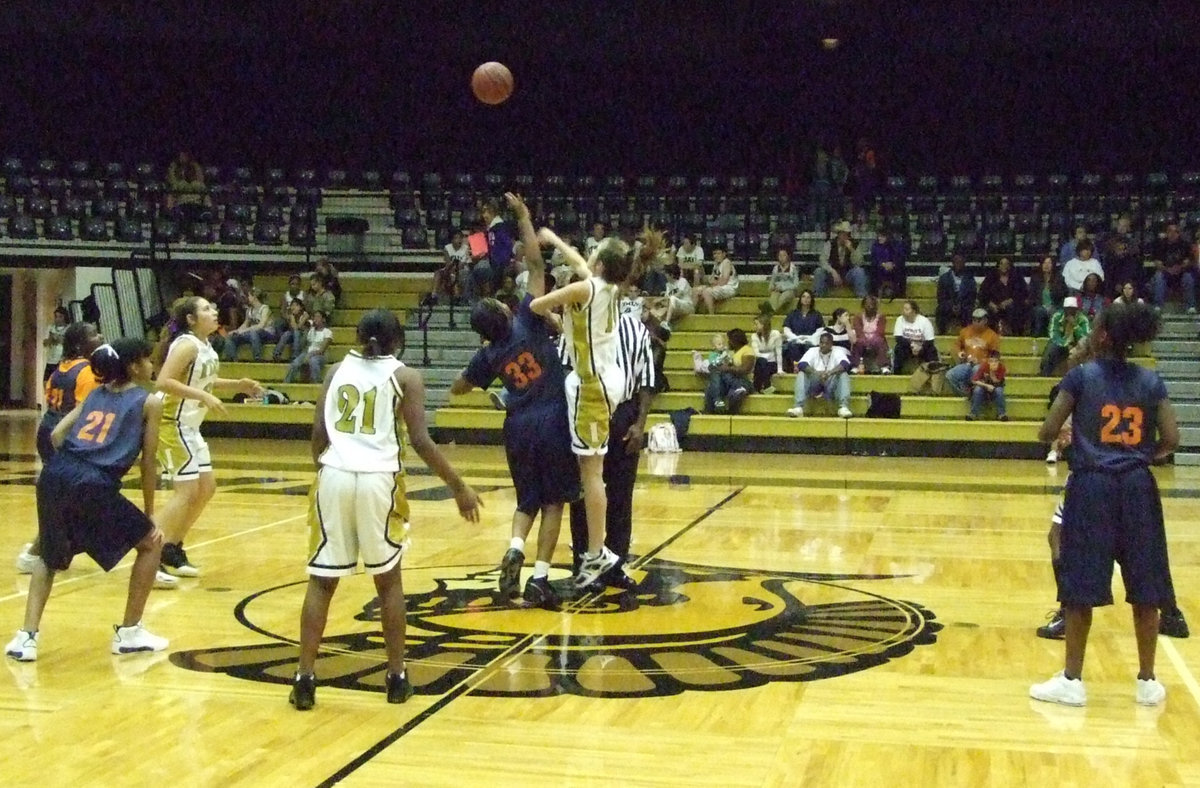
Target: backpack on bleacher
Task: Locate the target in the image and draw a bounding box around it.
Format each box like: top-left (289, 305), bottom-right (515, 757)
top-left (647, 422), bottom-right (682, 453)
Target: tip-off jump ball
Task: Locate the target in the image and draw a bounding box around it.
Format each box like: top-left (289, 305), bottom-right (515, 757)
top-left (471, 62), bottom-right (514, 105)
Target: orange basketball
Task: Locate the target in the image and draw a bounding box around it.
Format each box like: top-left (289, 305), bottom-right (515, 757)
top-left (471, 62), bottom-right (513, 105)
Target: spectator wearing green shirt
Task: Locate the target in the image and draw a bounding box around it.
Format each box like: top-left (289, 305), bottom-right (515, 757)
top-left (1039, 296), bottom-right (1090, 376)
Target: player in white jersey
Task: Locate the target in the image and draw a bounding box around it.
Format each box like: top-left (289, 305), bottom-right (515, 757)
top-left (290, 309), bottom-right (481, 711)
top-left (530, 226), bottom-right (663, 588)
top-left (153, 297), bottom-right (262, 578)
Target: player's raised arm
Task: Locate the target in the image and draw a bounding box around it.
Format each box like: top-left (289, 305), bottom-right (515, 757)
top-left (538, 227), bottom-right (590, 281)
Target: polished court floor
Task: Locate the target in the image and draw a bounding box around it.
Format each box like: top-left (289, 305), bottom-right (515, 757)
top-left (0, 410), bottom-right (1198, 787)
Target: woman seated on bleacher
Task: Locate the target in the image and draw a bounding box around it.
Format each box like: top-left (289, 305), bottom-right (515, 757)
top-left (826, 308), bottom-right (856, 356)
top-left (750, 314), bottom-right (783, 393)
top-left (703, 328), bottom-right (754, 415)
top-left (1077, 273), bottom-right (1110, 321)
top-left (851, 295), bottom-right (891, 373)
top-left (891, 299), bottom-right (938, 373)
top-left (781, 290), bottom-right (823, 373)
top-left (1026, 254), bottom-right (1067, 338)
top-left (693, 249), bottom-right (739, 314)
top-left (978, 256), bottom-right (1028, 335)
top-left (648, 264), bottom-right (694, 331)
top-left (223, 287), bottom-right (273, 362)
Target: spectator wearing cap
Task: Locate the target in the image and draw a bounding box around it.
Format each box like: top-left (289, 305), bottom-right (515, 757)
top-left (814, 220), bottom-right (868, 298)
top-left (1039, 296), bottom-right (1091, 376)
top-left (935, 253), bottom-right (978, 334)
top-left (946, 307), bottom-right (1001, 395)
top-left (1061, 238), bottom-right (1105, 293)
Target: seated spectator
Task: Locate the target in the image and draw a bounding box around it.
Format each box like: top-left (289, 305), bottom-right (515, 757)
top-left (1112, 280), bottom-right (1144, 306)
top-left (967, 349), bottom-right (1008, 421)
top-left (494, 275), bottom-right (520, 311)
top-left (692, 333), bottom-right (730, 376)
top-left (787, 331), bottom-right (853, 419)
top-left (694, 248), bottom-right (739, 314)
top-left (307, 274), bottom-right (336, 321)
top-left (584, 222), bottom-right (606, 257)
top-left (284, 311), bottom-right (333, 383)
top-left (870, 229), bottom-right (907, 299)
top-left (1061, 239), bottom-right (1104, 293)
top-left (272, 298), bottom-right (310, 361)
top-left (1077, 273), bottom-right (1109, 321)
top-left (279, 274), bottom-right (306, 312)
top-left (892, 299), bottom-right (938, 372)
top-left (636, 228), bottom-right (669, 296)
top-left (978, 256), bottom-right (1028, 335)
top-left (826, 308), bottom-right (856, 356)
top-left (434, 230), bottom-right (472, 302)
top-left (851, 295), bottom-right (890, 374)
top-left (1149, 221), bottom-right (1196, 313)
top-left (1058, 225), bottom-right (1088, 265)
top-left (1100, 214), bottom-right (1143, 298)
top-left (946, 308), bottom-right (1000, 395)
top-left (764, 249), bottom-right (800, 315)
top-left (1039, 297), bottom-right (1090, 377)
top-left (703, 328), bottom-right (753, 414)
top-left (1027, 254), bottom-right (1067, 337)
top-left (619, 283), bottom-right (646, 320)
top-left (650, 264), bottom-right (694, 330)
top-left (935, 252), bottom-right (977, 334)
top-left (750, 314), bottom-right (782, 393)
top-left (165, 150), bottom-right (208, 225)
top-left (314, 259), bottom-right (342, 304)
top-left (782, 290), bottom-right (823, 372)
top-left (223, 287), bottom-right (273, 361)
top-left (814, 220), bottom-right (868, 297)
top-left (675, 234), bottom-right (706, 286)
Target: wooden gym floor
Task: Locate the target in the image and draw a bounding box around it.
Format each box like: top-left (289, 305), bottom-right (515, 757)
top-left (0, 411), bottom-right (1198, 787)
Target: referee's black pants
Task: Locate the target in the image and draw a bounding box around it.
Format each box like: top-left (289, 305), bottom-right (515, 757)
top-left (570, 399), bottom-right (640, 572)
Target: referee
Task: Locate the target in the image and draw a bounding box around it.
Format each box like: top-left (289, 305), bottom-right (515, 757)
top-left (568, 311), bottom-right (656, 589)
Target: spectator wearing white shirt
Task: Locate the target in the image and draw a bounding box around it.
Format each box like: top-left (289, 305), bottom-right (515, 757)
top-left (284, 310), bottom-right (333, 383)
top-left (766, 249), bottom-right (800, 315)
top-left (892, 299), bottom-right (938, 372)
top-left (694, 248), bottom-right (739, 314)
top-left (584, 222), bottom-right (606, 257)
top-left (650, 264), bottom-right (694, 329)
top-left (675, 234), bottom-right (705, 286)
top-left (787, 331), bottom-right (853, 418)
top-left (1061, 239), bottom-right (1105, 293)
top-left (750, 314), bottom-right (783, 393)
top-left (435, 230), bottom-right (473, 302)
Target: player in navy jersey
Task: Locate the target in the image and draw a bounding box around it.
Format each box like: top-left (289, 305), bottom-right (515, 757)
top-left (6, 338), bottom-right (170, 663)
top-left (1030, 302), bottom-right (1178, 707)
top-left (451, 193), bottom-right (580, 609)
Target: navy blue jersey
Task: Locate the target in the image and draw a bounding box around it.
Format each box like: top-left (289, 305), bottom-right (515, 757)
top-left (464, 295), bottom-right (566, 416)
top-left (1061, 359), bottom-right (1167, 473)
top-left (60, 385), bottom-right (150, 481)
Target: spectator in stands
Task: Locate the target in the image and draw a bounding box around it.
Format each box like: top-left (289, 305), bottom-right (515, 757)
top-left (284, 310), bottom-right (333, 383)
top-left (826, 308), bottom-right (856, 356)
top-left (750, 314), bottom-right (783, 393)
top-left (892, 299), bottom-right (938, 372)
top-left (814, 220), bottom-right (868, 297)
top-left (481, 197), bottom-right (515, 292)
top-left (765, 248), bottom-right (800, 315)
top-left (694, 248), bottom-right (739, 314)
top-left (272, 298), bottom-right (310, 362)
top-left (1112, 280), bottom-right (1145, 306)
top-left (1101, 214), bottom-right (1143, 298)
top-left (42, 306), bottom-right (69, 382)
top-left (852, 295), bottom-right (891, 373)
top-left (1039, 296), bottom-right (1090, 376)
top-left (852, 137), bottom-right (881, 224)
top-left (1061, 239), bottom-right (1104, 293)
top-left (808, 142), bottom-right (834, 231)
top-left (165, 151), bottom-right (208, 225)
top-left (782, 290), bottom-right (823, 372)
top-left (435, 230), bottom-right (472, 302)
top-left (967, 349), bottom-right (1008, 421)
top-left (650, 264), bottom-right (693, 331)
top-left (870, 229), bottom-right (906, 299)
top-left (1058, 225), bottom-right (1089, 265)
top-left (978, 256), bottom-right (1028, 335)
top-left (675, 234), bottom-right (706, 286)
top-left (307, 274), bottom-right (336, 321)
top-left (1077, 273), bottom-right (1109, 321)
top-left (1027, 254), bottom-right (1068, 337)
top-left (494, 275), bottom-right (520, 312)
top-left (946, 308), bottom-right (1000, 395)
top-left (619, 283), bottom-right (646, 320)
top-left (279, 275), bottom-right (306, 313)
top-left (703, 328), bottom-right (754, 414)
top-left (584, 222), bottom-right (606, 257)
top-left (935, 252), bottom-right (978, 334)
top-left (314, 259), bottom-right (342, 304)
top-left (787, 330), bottom-right (853, 419)
top-left (1148, 221), bottom-right (1196, 314)
top-left (223, 287), bottom-right (273, 362)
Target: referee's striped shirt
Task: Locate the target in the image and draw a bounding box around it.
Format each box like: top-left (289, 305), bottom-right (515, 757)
top-left (557, 314), bottom-right (656, 407)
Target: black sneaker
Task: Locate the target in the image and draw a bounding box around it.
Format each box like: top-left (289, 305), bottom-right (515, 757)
top-left (523, 576), bottom-right (561, 610)
top-left (289, 672), bottom-right (316, 710)
top-left (385, 671), bottom-right (414, 704)
top-left (1160, 607), bottom-right (1190, 639)
top-left (601, 566), bottom-right (638, 590)
top-left (498, 548), bottom-right (524, 599)
top-left (161, 542), bottom-right (199, 578)
top-left (1036, 608), bottom-right (1066, 640)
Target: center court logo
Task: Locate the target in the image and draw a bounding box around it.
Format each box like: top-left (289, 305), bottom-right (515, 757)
top-left (172, 559), bottom-right (941, 698)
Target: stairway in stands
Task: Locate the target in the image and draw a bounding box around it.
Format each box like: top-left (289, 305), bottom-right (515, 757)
top-left (405, 307), bottom-right (479, 414)
top-left (1154, 313), bottom-right (1200, 465)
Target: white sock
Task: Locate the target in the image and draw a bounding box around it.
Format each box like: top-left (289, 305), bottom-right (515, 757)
top-left (533, 560), bottom-right (550, 579)
top-left (583, 550), bottom-right (600, 561)
top-left (510, 537), bottom-right (525, 552)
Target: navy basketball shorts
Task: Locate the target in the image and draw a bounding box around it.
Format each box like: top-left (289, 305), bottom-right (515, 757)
top-left (36, 453), bottom-right (153, 572)
top-left (503, 405), bottom-right (582, 516)
top-left (1058, 468), bottom-right (1176, 608)
top-left (35, 422), bottom-right (55, 465)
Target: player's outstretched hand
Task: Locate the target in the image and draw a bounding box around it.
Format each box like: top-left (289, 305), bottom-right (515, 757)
top-left (202, 392), bottom-right (229, 416)
top-left (240, 378), bottom-right (265, 397)
top-left (504, 192), bottom-right (529, 221)
top-left (453, 483), bottom-right (483, 523)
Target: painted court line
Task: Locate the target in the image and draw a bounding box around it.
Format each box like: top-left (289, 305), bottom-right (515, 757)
top-left (1160, 638), bottom-right (1200, 708)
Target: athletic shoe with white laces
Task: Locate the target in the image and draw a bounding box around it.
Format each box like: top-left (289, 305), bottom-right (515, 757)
top-left (574, 546), bottom-right (619, 589)
top-left (111, 623), bottom-right (169, 655)
top-left (153, 570), bottom-right (179, 590)
top-left (15, 543), bottom-right (39, 574)
top-left (1045, 449), bottom-right (1058, 464)
top-left (1136, 677), bottom-right (1166, 706)
top-left (5, 630), bottom-right (38, 662)
top-left (160, 543), bottom-right (199, 577)
top-left (1030, 670), bottom-right (1086, 706)
top-left (498, 548), bottom-right (524, 599)
top-left (786, 407), bottom-right (804, 418)
top-left (837, 406), bottom-right (853, 418)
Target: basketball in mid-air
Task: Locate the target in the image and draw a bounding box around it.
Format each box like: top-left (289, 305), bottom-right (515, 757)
top-left (471, 62), bottom-right (514, 105)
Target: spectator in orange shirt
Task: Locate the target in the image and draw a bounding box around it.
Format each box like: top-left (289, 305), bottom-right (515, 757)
top-left (945, 308), bottom-right (1000, 395)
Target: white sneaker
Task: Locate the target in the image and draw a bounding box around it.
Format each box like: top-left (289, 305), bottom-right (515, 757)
top-left (881, 366), bottom-right (892, 375)
top-left (1030, 670), bottom-right (1086, 706)
top-left (1045, 449), bottom-right (1058, 464)
top-left (786, 407), bottom-right (804, 418)
top-left (837, 406), bottom-right (853, 419)
top-left (15, 543), bottom-right (39, 574)
top-left (1136, 677), bottom-right (1166, 706)
top-left (111, 623), bottom-right (169, 655)
top-left (153, 570), bottom-right (179, 590)
top-left (5, 630), bottom-right (38, 662)
top-left (574, 546), bottom-right (619, 589)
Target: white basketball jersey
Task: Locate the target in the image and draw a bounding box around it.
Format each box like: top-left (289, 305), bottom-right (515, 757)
top-left (319, 351), bottom-right (406, 473)
top-left (162, 333), bottom-right (220, 429)
top-left (564, 277), bottom-right (620, 383)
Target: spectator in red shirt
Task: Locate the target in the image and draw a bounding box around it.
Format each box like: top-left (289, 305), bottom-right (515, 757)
top-left (967, 349), bottom-right (1008, 421)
